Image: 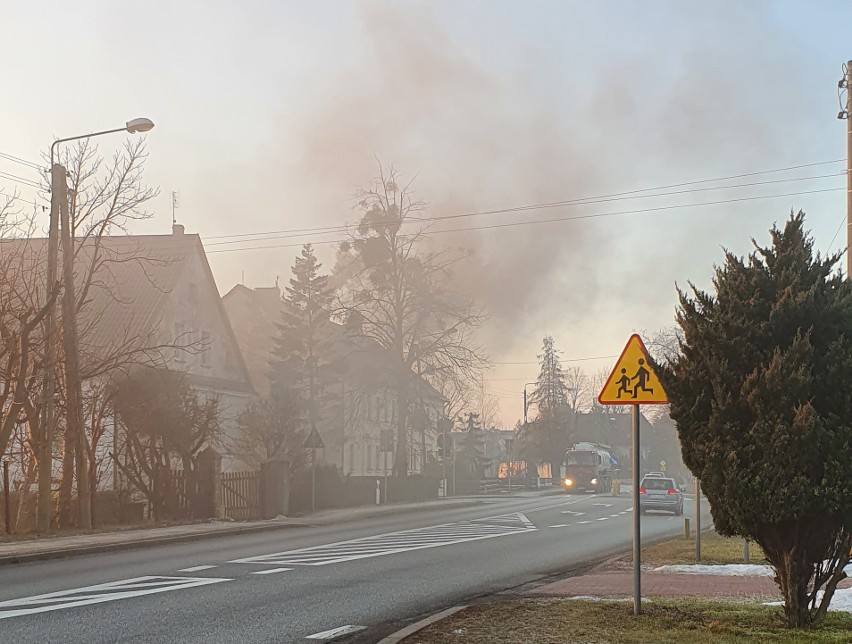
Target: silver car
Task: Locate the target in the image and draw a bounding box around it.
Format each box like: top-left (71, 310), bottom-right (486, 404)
top-left (639, 476), bottom-right (683, 515)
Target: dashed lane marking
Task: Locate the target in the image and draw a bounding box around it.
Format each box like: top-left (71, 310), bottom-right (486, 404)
top-left (577, 520), bottom-right (592, 524)
top-left (0, 576), bottom-right (230, 620)
top-left (306, 625), bottom-right (367, 640)
top-left (179, 565), bottom-right (217, 573)
top-left (596, 517), bottom-right (610, 521)
top-left (548, 524), bottom-right (569, 528)
top-left (593, 503), bottom-right (613, 507)
top-left (230, 512), bottom-right (536, 568)
top-left (251, 567), bottom-right (293, 575)
top-left (561, 510), bottom-right (585, 516)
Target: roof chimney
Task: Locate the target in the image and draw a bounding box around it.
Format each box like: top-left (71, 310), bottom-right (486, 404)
top-left (172, 223), bottom-right (185, 236)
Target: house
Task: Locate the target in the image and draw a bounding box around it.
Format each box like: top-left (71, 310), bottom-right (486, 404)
top-left (2, 224), bottom-right (255, 485)
top-left (222, 284), bottom-right (447, 476)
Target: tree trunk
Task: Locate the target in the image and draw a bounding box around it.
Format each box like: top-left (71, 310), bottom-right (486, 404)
top-left (15, 459), bottom-right (37, 530)
top-left (775, 551), bottom-right (812, 628)
top-left (58, 427), bottom-right (75, 527)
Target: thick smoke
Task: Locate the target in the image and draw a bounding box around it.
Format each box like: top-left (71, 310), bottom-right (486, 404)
top-left (282, 2), bottom-right (800, 361)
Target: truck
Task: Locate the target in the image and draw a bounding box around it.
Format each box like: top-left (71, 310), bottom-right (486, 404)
top-left (561, 442), bottom-right (618, 493)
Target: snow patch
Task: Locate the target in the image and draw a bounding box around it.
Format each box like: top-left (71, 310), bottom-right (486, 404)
top-left (565, 596), bottom-right (645, 603)
top-left (653, 564), bottom-right (774, 577)
top-left (764, 587), bottom-right (852, 614)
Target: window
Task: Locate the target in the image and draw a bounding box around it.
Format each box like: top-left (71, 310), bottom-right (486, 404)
top-left (367, 444), bottom-right (373, 470)
top-left (375, 446), bottom-right (381, 470)
top-left (379, 398), bottom-right (386, 423)
top-left (349, 444), bottom-right (355, 472)
top-left (201, 330), bottom-right (211, 367)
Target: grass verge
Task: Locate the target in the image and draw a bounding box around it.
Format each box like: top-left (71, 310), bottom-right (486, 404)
top-left (637, 530), bottom-right (766, 566)
top-left (404, 597), bottom-right (852, 643)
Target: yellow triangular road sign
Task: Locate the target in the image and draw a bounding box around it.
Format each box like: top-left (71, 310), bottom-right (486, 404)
top-left (598, 334), bottom-right (668, 405)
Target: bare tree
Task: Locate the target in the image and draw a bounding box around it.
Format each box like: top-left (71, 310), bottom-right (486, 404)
top-left (0, 193), bottom-right (59, 532)
top-left (113, 369), bottom-right (222, 521)
top-left (53, 138), bottom-right (159, 527)
top-left (235, 387), bottom-right (306, 474)
top-left (336, 165), bottom-right (487, 476)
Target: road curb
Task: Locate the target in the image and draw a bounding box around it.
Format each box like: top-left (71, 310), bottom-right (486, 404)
top-left (0, 498), bottom-right (483, 567)
top-left (376, 605), bottom-right (468, 644)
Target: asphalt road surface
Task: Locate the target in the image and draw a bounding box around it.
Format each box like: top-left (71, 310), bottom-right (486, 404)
top-left (0, 491), bottom-right (712, 643)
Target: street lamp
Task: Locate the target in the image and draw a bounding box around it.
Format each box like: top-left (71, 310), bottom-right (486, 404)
top-left (40, 118), bottom-right (155, 532)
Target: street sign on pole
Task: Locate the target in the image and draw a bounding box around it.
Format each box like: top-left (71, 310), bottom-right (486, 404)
top-left (304, 428), bottom-right (325, 449)
top-left (598, 334), bottom-right (668, 616)
top-left (598, 334), bottom-right (668, 405)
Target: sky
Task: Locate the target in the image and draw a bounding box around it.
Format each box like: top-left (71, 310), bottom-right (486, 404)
top-left (2, 1), bottom-right (851, 426)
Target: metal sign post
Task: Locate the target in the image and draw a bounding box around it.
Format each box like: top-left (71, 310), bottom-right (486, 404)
top-left (598, 334), bottom-right (669, 617)
top-left (631, 406), bottom-right (641, 615)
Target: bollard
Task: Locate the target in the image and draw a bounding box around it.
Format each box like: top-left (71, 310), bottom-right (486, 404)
top-left (684, 518), bottom-right (690, 540)
top-left (376, 479), bottom-right (381, 505)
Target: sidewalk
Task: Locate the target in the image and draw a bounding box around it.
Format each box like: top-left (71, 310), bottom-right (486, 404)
top-left (0, 495), bottom-right (490, 566)
top-left (531, 569), bottom-right (782, 599)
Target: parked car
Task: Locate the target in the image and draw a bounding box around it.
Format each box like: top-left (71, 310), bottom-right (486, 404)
top-left (639, 476), bottom-right (683, 515)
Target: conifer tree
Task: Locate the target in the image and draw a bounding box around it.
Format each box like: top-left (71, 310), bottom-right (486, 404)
top-left (657, 212), bottom-right (852, 628)
top-left (519, 336), bottom-right (572, 477)
top-left (271, 244), bottom-right (333, 434)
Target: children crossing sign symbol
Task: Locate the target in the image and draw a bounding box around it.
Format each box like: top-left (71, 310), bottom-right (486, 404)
top-left (598, 334), bottom-right (669, 405)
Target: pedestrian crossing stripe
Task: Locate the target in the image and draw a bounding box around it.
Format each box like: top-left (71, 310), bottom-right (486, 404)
top-left (0, 576), bottom-right (230, 620)
top-left (229, 512), bottom-right (536, 567)
top-left (598, 334), bottom-right (668, 405)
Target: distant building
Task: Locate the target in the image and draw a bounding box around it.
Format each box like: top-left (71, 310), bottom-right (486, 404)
top-left (222, 284), bottom-right (446, 476)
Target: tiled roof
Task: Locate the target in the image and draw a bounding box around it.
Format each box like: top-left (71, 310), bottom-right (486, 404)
top-left (1, 233), bottom-right (252, 391)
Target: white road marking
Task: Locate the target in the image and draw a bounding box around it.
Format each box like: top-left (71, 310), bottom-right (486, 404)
top-left (231, 513), bottom-right (536, 568)
top-left (577, 520), bottom-right (592, 524)
top-left (593, 503), bottom-right (613, 507)
top-left (561, 510), bottom-right (585, 516)
top-left (179, 565), bottom-right (217, 572)
top-left (306, 625), bottom-right (367, 639)
top-left (548, 524), bottom-right (568, 528)
top-left (251, 567), bottom-right (293, 575)
top-left (596, 517), bottom-right (609, 521)
top-left (0, 576), bottom-right (230, 620)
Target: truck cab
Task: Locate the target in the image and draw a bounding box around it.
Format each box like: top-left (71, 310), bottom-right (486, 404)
top-left (562, 443), bottom-right (616, 493)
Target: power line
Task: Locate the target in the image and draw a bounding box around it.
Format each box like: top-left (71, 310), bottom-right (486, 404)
top-left (0, 171), bottom-right (41, 189)
top-left (827, 212), bottom-right (846, 254)
top-left (207, 186), bottom-right (844, 254)
top-left (204, 164), bottom-right (845, 247)
top-left (493, 354), bottom-right (620, 365)
top-left (0, 152), bottom-right (43, 172)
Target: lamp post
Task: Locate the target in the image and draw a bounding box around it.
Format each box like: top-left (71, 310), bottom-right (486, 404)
top-left (41, 118), bottom-right (155, 531)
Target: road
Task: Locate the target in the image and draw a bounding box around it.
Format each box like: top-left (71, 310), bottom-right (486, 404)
top-left (0, 491), bottom-right (711, 643)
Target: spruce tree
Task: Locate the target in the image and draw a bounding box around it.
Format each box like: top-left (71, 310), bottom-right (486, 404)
top-left (657, 213), bottom-right (852, 628)
top-left (271, 244), bottom-right (333, 434)
top-left (521, 336), bottom-right (572, 477)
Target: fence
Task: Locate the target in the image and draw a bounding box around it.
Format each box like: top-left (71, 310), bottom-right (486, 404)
top-left (221, 470), bottom-right (261, 520)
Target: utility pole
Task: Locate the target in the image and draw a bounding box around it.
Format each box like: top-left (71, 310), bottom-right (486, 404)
top-left (59, 169), bottom-right (91, 530)
top-left (37, 164), bottom-right (62, 533)
top-left (840, 60), bottom-right (852, 277)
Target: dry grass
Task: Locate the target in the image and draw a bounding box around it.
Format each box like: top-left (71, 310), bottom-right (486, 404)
top-left (637, 530), bottom-right (766, 566)
top-left (405, 597), bottom-right (852, 643)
